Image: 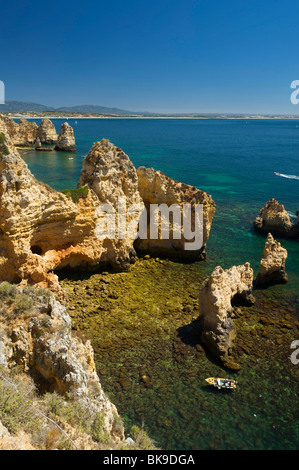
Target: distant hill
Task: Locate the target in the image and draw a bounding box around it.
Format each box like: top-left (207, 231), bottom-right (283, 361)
top-left (0, 100), bottom-right (55, 112)
top-left (1, 101), bottom-right (295, 118)
top-left (56, 104), bottom-right (145, 115)
top-left (0, 100), bottom-right (148, 115)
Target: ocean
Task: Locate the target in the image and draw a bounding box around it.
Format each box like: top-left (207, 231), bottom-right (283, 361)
top-left (20, 117), bottom-right (299, 449)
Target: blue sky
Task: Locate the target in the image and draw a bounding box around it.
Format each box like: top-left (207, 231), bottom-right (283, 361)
top-left (1, 0), bottom-right (299, 114)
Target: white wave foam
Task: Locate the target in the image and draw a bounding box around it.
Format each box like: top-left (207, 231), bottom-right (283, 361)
top-left (275, 173), bottom-right (299, 180)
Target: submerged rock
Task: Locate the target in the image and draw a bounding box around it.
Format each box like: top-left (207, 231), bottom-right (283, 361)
top-left (199, 263), bottom-right (254, 367)
top-left (55, 122), bottom-right (76, 151)
top-left (255, 233), bottom-right (288, 286)
top-left (253, 198), bottom-right (298, 238)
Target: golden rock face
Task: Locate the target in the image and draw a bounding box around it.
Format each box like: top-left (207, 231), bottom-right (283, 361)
top-left (253, 198), bottom-right (297, 237)
top-left (135, 166), bottom-right (215, 258)
top-left (255, 233), bottom-right (288, 286)
top-left (199, 263), bottom-right (254, 366)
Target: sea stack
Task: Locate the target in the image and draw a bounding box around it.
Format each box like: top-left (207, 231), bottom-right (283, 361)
top-left (55, 122), bottom-right (76, 151)
top-left (36, 118), bottom-right (58, 145)
top-left (255, 233), bottom-right (288, 286)
top-left (199, 263), bottom-right (254, 368)
top-left (17, 118), bottom-right (39, 146)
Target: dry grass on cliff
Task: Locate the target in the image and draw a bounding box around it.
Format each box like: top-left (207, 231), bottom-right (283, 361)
top-left (0, 367), bottom-right (156, 450)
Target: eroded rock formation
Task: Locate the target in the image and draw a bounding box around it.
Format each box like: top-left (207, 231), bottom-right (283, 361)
top-left (36, 118), bottom-right (58, 145)
top-left (253, 198), bottom-right (298, 239)
top-left (135, 166), bottom-right (215, 259)
top-left (55, 122), bottom-right (76, 151)
top-left (0, 286), bottom-right (123, 439)
top-left (0, 115), bottom-right (78, 151)
top-left (0, 115), bottom-right (38, 147)
top-left (0, 124), bottom-right (215, 299)
top-left (255, 233), bottom-right (288, 286)
top-left (0, 135), bottom-right (146, 298)
top-left (77, 139), bottom-right (145, 271)
top-left (199, 263), bottom-right (254, 368)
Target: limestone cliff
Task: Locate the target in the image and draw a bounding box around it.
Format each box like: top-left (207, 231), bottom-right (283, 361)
top-left (199, 263), bottom-right (254, 368)
top-left (255, 233), bottom-right (288, 286)
top-left (0, 285), bottom-right (123, 440)
top-left (0, 115), bottom-right (38, 147)
top-left (0, 131), bottom-right (216, 299)
top-left (36, 118), bottom-right (58, 145)
top-left (0, 135), bottom-right (146, 299)
top-left (55, 122), bottom-right (76, 151)
top-left (77, 139), bottom-right (145, 271)
top-left (135, 166), bottom-right (215, 259)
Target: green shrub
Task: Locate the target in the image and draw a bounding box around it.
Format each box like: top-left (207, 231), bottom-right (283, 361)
top-left (0, 378), bottom-right (39, 435)
top-left (44, 392), bottom-right (92, 433)
top-left (22, 285), bottom-right (51, 300)
top-left (0, 282), bottom-right (17, 301)
top-left (91, 412), bottom-right (110, 443)
top-left (13, 293), bottom-right (34, 314)
top-left (0, 133), bottom-right (9, 156)
top-left (130, 424), bottom-right (157, 450)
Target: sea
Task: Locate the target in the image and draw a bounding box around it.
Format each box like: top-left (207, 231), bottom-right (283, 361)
top-left (19, 117), bottom-right (299, 449)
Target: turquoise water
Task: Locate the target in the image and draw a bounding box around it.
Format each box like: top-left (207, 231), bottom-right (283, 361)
top-left (19, 118), bottom-right (299, 449)
top-left (21, 118), bottom-right (299, 293)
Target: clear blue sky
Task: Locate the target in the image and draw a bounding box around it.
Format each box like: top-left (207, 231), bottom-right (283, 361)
top-left (1, 0), bottom-right (299, 114)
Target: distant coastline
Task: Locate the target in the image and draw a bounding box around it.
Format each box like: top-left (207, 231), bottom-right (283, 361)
top-left (6, 113), bottom-right (299, 120)
top-left (1, 100), bottom-right (299, 120)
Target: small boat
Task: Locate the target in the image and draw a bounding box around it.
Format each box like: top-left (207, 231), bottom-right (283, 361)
top-left (205, 377), bottom-right (238, 390)
top-left (274, 172), bottom-right (280, 176)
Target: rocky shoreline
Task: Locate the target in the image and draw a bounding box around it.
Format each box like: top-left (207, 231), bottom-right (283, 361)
top-left (1, 115), bottom-right (76, 151)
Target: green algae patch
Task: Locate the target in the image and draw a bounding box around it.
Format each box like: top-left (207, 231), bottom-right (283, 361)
top-left (59, 257), bottom-right (299, 450)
